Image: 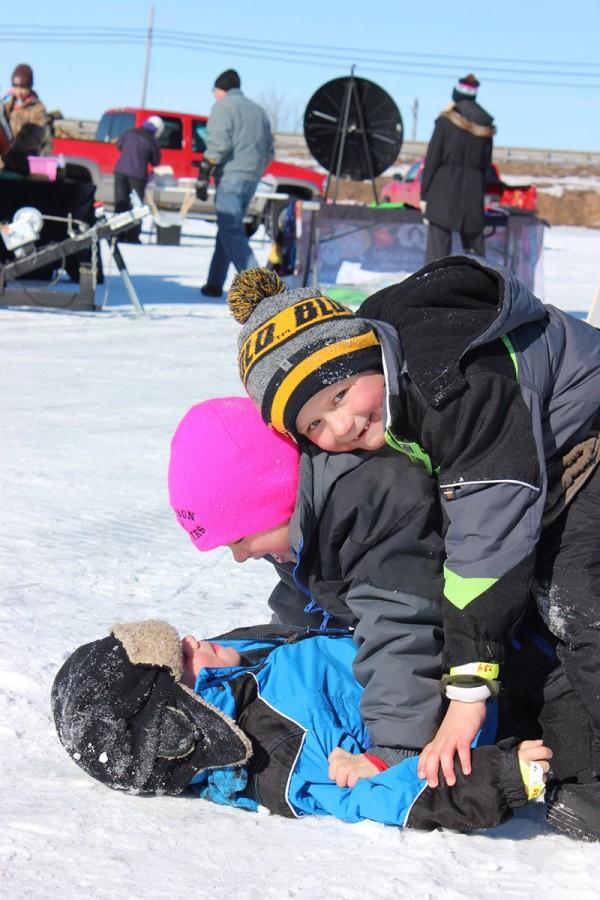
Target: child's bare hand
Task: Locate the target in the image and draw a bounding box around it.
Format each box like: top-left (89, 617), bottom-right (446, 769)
top-left (417, 699), bottom-right (487, 788)
top-left (517, 739), bottom-right (553, 799)
top-left (517, 739), bottom-right (553, 770)
top-left (328, 748), bottom-right (379, 788)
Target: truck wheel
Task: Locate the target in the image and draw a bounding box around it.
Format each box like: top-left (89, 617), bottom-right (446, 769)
top-left (245, 217), bottom-right (260, 237)
top-left (265, 195), bottom-right (300, 240)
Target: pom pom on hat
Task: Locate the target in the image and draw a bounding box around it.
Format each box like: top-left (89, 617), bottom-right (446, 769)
top-left (168, 397), bottom-right (300, 551)
top-left (228, 268), bottom-right (287, 324)
top-left (454, 73), bottom-right (480, 99)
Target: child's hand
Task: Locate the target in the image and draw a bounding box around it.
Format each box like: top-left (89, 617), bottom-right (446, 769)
top-left (328, 748), bottom-right (379, 788)
top-left (517, 739), bottom-right (553, 800)
top-left (417, 699), bottom-right (487, 788)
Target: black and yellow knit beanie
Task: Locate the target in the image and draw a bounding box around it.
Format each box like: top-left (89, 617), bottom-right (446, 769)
top-left (228, 268), bottom-right (381, 437)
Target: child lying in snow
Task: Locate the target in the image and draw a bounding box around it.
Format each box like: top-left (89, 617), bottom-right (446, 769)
top-left (52, 620), bottom-right (550, 832)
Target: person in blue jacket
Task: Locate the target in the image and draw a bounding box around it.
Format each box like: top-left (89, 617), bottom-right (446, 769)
top-left (51, 618), bottom-right (551, 832)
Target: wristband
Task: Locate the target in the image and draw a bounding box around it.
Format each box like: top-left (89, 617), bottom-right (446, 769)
top-left (519, 758), bottom-right (545, 800)
top-left (441, 662), bottom-right (501, 699)
top-left (445, 683), bottom-right (491, 702)
top-left (364, 752), bottom-right (389, 772)
top-left (450, 662), bottom-right (500, 680)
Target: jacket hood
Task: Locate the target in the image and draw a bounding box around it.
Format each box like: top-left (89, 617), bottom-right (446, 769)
top-left (363, 256), bottom-right (547, 409)
top-left (451, 98), bottom-right (495, 128)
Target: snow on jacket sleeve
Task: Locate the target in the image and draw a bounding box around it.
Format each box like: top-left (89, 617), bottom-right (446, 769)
top-left (294, 738), bottom-right (526, 830)
top-left (318, 455), bottom-right (446, 750)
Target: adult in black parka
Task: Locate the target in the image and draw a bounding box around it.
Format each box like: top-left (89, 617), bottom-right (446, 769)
top-left (421, 74), bottom-right (496, 263)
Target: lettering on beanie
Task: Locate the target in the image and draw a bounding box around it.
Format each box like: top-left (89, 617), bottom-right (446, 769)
top-left (175, 508), bottom-right (206, 540)
top-left (175, 508), bottom-right (196, 522)
top-left (239, 296), bottom-right (352, 384)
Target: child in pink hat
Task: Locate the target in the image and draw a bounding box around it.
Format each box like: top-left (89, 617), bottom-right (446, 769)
top-left (168, 396), bottom-right (299, 556)
top-left (168, 395), bottom-right (449, 788)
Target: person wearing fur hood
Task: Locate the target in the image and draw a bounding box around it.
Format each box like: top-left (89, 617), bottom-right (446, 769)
top-left (420, 74), bottom-right (496, 263)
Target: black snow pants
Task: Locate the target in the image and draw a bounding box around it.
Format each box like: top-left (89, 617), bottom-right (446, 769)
top-left (114, 174), bottom-right (146, 243)
top-left (425, 222), bottom-right (485, 264)
top-left (533, 462), bottom-right (600, 777)
top-left (499, 610), bottom-right (594, 785)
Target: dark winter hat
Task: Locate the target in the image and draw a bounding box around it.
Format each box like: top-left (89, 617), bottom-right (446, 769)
top-left (51, 620), bottom-right (252, 795)
top-left (228, 269), bottom-right (382, 438)
top-left (11, 64), bottom-right (33, 89)
top-left (453, 73), bottom-right (480, 101)
top-left (214, 69), bottom-right (241, 92)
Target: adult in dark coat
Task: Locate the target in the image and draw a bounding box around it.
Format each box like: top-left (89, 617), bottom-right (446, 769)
top-left (421, 74), bottom-right (496, 263)
top-left (114, 115), bottom-right (163, 243)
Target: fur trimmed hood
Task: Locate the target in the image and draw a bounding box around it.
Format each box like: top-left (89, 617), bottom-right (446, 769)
top-left (440, 107), bottom-right (496, 139)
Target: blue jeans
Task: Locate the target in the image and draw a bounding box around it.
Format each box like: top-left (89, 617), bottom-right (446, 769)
top-left (206, 177), bottom-right (259, 291)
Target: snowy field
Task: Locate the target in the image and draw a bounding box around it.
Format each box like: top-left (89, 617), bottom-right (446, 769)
top-left (1, 222), bottom-right (599, 899)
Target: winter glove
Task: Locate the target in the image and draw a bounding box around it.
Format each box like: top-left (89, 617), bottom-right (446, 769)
top-left (195, 157), bottom-right (217, 202)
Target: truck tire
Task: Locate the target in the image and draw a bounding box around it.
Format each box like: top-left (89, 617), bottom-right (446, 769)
top-left (265, 194), bottom-right (301, 240)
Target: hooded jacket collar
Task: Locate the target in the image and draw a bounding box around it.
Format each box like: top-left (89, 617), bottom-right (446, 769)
top-left (364, 256), bottom-right (547, 411)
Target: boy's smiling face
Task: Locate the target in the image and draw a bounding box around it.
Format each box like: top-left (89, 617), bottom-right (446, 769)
top-left (295, 372), bottom-right (386, 453)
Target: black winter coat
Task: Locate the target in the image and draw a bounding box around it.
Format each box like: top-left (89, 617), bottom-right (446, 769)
top-left (115, 126), bottom-right (161, 181)
top-left (421, 99), bottom-right (495, 234)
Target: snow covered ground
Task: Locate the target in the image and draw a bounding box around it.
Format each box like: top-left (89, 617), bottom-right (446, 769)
top-left (1, 222), bottom-right (599, 899)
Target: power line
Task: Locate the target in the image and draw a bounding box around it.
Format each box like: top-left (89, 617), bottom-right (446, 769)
top-left (1, 26), bottom-right (599, 88)
top-left (2, 24), bottom-right (599, 70)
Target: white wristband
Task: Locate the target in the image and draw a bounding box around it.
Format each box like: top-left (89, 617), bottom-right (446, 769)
top-left (445, 684), bottom-right (491, 702)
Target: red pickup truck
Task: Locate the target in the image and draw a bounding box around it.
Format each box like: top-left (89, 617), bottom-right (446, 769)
top-left (380, 160), bottom-right (537, 211)
top-left (52, 107), bottom-right (326, 234)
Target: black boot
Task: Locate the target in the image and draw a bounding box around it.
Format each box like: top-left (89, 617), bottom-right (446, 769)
top-left (200, 284), bottom-right (223, 298)
top-left (546, 780), bottom-right (600, 841)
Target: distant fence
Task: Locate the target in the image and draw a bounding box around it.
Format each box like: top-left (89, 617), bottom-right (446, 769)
top-left (275, 134), bottom-right (600, 168)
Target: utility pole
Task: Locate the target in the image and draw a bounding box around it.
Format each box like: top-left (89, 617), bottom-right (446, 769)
top-left (141, 5), bottom-right (155, 109)
top-left (411, 97), bottom-right (419, 141)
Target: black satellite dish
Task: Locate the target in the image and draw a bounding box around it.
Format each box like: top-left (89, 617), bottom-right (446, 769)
top-left (304, 69), bottom-right (404, 204)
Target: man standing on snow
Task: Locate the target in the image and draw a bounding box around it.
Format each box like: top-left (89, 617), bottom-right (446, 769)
top-left (198, 69), bottom-right (274, 298)
top-left (421, 74), bottom-right (496, 263)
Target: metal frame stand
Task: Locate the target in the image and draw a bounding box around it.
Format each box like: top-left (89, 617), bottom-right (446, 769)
top-left (325, 66), bottom-right (379, 206)
top-left (0, 210), bottom-right (148, 313)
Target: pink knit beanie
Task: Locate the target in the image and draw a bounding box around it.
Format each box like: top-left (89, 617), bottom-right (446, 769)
top-left (168, 397), bottom-right (300, 551)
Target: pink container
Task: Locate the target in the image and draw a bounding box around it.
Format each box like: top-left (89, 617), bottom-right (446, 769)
top-left (27, 156), bottom-right (58, 181)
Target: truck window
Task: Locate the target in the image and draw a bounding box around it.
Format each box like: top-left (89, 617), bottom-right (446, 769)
top-left (96, 113), bottom-right (113, 143)
top-left (192, 120), bottom-right (207, 153)
top-left (111, 113), bottom-right (136, 141)
top-left (158, 117), bottom-right (183, 150)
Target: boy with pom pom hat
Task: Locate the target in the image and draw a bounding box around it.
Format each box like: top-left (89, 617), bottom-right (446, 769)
top-left (226, 261), bottom-right (600, 833)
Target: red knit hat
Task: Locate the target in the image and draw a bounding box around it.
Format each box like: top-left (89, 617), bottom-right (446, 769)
top-left (168, 397), bottom-right (300, 551)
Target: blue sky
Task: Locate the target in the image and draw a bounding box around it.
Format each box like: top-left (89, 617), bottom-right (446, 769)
top-left (2, 0), bottom-right (599, 151)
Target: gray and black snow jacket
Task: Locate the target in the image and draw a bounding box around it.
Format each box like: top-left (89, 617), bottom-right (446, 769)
top-left (358, 255), bottom-right (600, 698)
top-left (267, 446), bottom-right (446, 760)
